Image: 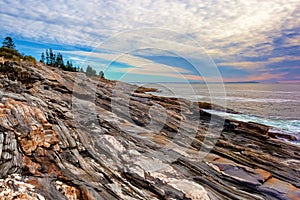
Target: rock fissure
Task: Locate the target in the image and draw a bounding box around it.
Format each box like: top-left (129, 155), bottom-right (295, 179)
top-left (0, 61), bottom-right (299, 199)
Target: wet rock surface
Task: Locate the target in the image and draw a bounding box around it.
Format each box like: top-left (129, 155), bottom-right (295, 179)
top-left (0, 61), bottom-right (299, 199)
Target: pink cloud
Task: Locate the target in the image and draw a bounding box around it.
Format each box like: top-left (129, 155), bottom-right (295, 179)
top-left (278, 80), bottom-right (300, 84)
top-left (223, 72), bottom-right (287, 82)
top-left (218, 56), bottom-right (300, 70)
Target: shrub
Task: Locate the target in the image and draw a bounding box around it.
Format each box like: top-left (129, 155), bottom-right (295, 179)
top-left (23, 55), bottom-right (36, 63)
top-left (0, 47), bottom-right (23, 61)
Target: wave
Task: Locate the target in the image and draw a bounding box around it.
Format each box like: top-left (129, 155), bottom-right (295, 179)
top-left (194, 96), bottom-right (298, 103)
top-left (204, 109), bottom-right (300, 145)
top-left (203, 109), bottom-right (300, 139)
top-left (202, 89), bottom-right (300, 94)
top-left (223, 96), bottom-right (297, 103)
top-left (150, 92), bottom-right (297, 103)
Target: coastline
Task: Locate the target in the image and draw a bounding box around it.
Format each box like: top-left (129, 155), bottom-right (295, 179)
top-left (146, 82), bottom-right (300, 142)
top-left (0, 60), bottom-right (300, 199)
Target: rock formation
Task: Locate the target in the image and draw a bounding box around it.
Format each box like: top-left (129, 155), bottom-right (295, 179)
top-left (0, 60), bottom-right (299, 199)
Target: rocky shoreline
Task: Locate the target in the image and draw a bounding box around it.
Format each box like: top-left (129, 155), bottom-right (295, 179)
top-left (0, 60), bottom-right (299, 199)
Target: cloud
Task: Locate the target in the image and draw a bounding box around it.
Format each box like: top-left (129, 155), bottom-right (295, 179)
top-left (218, 56), bottom-right (300, 70)
top-left (223, 72), bottom-right (288, 82)
top-left (279, 80), bottom-right (300, 83)
top-left (63, 50), bottom-right (203, 81)
top-left (63, 51), bottom-right (186, 71)
top-left (283, 34), bottom-right (300, 47)
top-left (1, 0), bottom-right (299, 57)
top-left (1, 0), bottom-right (299, 82)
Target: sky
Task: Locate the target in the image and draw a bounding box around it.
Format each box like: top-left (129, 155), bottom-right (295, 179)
top-left (0, 0), bottom-right (300, 83)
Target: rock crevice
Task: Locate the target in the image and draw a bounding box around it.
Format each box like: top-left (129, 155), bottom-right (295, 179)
top-left (0, 61), bottom-right (299, 199)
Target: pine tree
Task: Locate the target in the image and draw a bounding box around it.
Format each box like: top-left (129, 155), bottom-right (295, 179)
top-left (40, 52), bottom-right (45, 64)
top-left (99, 71), bottom-right (104, 79)
top-left (49, 48), bottom-right (55, 66)
top-left (40, 49), bottom-right (79, 72)
top-left (85, 66), bottom-right (97, 77)
top-left (86, 65), bottom-right (93, 77)
top-left (2, 36), bottom-right (15, 49)
top-left (66, 60), bottom-right (74, 71)
top-left (55, 53), bottom-right (64, 68)
top-left (45, 49), bottom-right (50, 65)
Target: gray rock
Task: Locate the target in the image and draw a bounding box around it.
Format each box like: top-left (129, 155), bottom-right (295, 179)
top-left (0, 60), bottom-right (299, 199)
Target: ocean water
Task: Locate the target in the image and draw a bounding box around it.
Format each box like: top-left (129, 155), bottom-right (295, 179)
top-left (144, 83), bottom-right (300, 141)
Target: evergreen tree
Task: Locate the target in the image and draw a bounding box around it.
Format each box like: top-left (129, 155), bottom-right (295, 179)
top-left (66, 60), bottom-right (75, 71)
top-left (49, 48), bottom-right (55, 66)
top-left (45, 49), bottom-right (50, 65)
top-left (99, 71), bottom-right (104, 79)
top-left (40, 48), bottom-right (79, 72)
top-left (80, 68), bottom-right (84, 73)
top-left (2, 36), bottom-right (15, 49)
top-left (65, 61), bottom-right (69, 70)
top-left (40, 52), bottom-right (45, 64)
top-left (86, 65), bottom-right (96, 77)
top-left (55, 53), bottom-right (64, 68)
top-left (66, 60), bottom-right (70, 68)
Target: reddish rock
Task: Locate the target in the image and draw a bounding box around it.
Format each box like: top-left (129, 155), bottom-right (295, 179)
top-left (0, 60), bottom-right (299, 199)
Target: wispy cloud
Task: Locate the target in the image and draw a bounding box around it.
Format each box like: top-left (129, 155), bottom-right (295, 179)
top-left (223, 72), bottom-right (288, 82)
top-left (218, 56), bottom-right (300, 70)
top-left (283, 34), bottom-right (300, 47)
top-left (1, 0), bottom-right (299, 56)
top-left (63, 50), bottom-right (197, 79)
top-left (0, 0), bottom-right (299, 82)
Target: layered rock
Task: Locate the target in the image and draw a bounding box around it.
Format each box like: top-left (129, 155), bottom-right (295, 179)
top-left (0, 61), bottom-right (299, 200)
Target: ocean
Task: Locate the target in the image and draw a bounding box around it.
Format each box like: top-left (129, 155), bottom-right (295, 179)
top-left (144, 83), bottom-right (300, 144)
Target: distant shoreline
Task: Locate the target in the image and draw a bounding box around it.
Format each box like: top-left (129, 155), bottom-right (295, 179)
top-left (130, 81), bottom-right (260, 84)
top-left (130, 82), bottom-right (299, 84)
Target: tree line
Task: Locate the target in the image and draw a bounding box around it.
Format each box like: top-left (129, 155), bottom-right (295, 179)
top-left (40, 49), bottom-right (77, 72)
top-left (1, 36), bottom-right (104, 79)
top-left (40, 49), bottom-right (104, 78)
